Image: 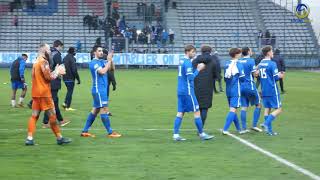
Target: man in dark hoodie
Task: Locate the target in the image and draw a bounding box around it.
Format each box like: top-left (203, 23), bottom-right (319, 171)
top-left (102, 49), bottom-right (116, 97)
top-left (103, 49), bottom-right (116, 116)
top-left (255, 53), bottom-right (264, 88)
top-left (272, 49), bottom-right (286, 93)
top-left (192, 45), bottom-right (220, 127)
top-left (62, 47), bottom-right (80, 111)
top-left (42, 40), bottom-right (70, 127)
top-left (213, 51), bottom-right (223, 93)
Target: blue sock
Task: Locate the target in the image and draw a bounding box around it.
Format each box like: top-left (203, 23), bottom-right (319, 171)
top-left (240, 110), bottom-right (247, 130)
top-left (82, 113), bottom-right (96, 132)
top-left (264, 115), bottom-right (268, 125)
top-left (101, 114), bottom-right (113, 134)
top-left (266, 114), bottom-right (276, 132)
top-left (194, 117), bottom-right (203, 134)
top-left (173, 116), bottom-right (183, 134)
top-left (223, 112), bottom-right (235, 131)
top-left (252, 107), bottom-right (261, 127)
top-left (233, 114), bottom-right (241, 131)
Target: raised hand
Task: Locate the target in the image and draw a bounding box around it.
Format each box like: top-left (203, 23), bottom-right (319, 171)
top-left (197, 63), bottom-right (206, 71)
top-left (107, 51), bottom-right (114, 62)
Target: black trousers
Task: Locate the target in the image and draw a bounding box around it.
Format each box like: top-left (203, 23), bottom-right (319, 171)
top-left (200, 108), bottom-right (208, 127)
top-left (213, 78), bottom-right (223, 92)
top-left (43, 89), bottom-right (63, 124)
top-left (256, 77), bottom-right (260, 88)
top-left (107, 84), bottom-right (110, 97)
top-left (64, 81), bottom-right (75, 108)
top-left (279, 78), bottom-right (285, 92)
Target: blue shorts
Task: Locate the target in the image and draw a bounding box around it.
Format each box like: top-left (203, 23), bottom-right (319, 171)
top-left (241, 89), bottom-right (260, 107)
top-left (11, 81), bottom-right (26, 90)
top-left (92, 92), bottom-right (108, 108)
top-left (228, 96), bottom-right (241, 108)
top-left (177, 94), bottom-right (199, 113)
top-left (262, 95), bottom-right (282, 109)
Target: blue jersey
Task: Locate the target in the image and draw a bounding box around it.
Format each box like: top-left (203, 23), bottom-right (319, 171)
top-left (238, 57), bottom-right (256, 90)
top-left (177, 57), bottom-right (199, 95)
top-left (224, 60), bottom-right (245, 97)
top-left (89, 59), bottom-right (108, 94)
top-left (258, 59), bottom-right (279, 97)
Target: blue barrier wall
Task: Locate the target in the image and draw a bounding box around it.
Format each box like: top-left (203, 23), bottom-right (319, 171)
top-left (0, 52), bottom-right (319, 67)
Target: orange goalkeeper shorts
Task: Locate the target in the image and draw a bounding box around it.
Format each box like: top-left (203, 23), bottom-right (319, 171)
top-left (32, 97), bottom-right (54, 111)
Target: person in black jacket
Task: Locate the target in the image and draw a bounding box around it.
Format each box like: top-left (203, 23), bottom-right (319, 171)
top-left (255, 53), bottom-right (264, 88)
top-left (103, 49), bottom-right (116, 96)
top-left (213, 51), bottom-right (223, 93)
top-left (103, 49), bottom-right (116, 116)
top-left (272, 49), bottom-right (286, 93)
top-left (192, 45), bottom-right (220, 126)
top-left (42, 40), bottom-right (69, 127)
top-left (10, 54), bottom-right (28, 107)
top-left (62, 47), bottom-right (80, 111)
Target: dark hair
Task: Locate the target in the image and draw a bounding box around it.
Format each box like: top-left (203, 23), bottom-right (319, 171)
top-left (67, 47), bottom-right (76, 54)
top-left (274, 48), bottom-right (281, 55)
top-left (90, 50), bottom-right (94, 60)
top-left (103, 49), bottom-right (108, 55)
top-left (53, 40), bottom-right (64, 47)
top-left (229, 48), bottom-right (242, 58)
top-left (262, 45), bottom-right (273, 57)
top-left (21, 54), bottom-right (28, 58)
top-left (92, 45), bottom-right (103, 53)
top-left (102, 49), bottom-right (109, 59)
top-left (242, 47), bottom-right (250, 56)
top-left (184, 45), bottom-right (196, 53)
top-left (201, 45), bottom-right (212, 53)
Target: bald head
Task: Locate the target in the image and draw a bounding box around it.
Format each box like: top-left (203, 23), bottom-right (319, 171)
top-left (38, 43), bottom-right (50, 54)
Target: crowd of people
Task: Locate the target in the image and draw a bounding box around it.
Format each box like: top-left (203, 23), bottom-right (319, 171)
top-left (136, 2), bottom-right (162, 23)
top-left (9, 0), bottom-right (35, 12)
top-left (82, 0), bottom-right (175, 53)
top-left (257, 30), bottom-right (277, 47)
top-left (164, 0), bottom-right (177, 12)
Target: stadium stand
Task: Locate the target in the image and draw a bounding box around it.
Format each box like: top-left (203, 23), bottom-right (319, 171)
top-left (117, 0), bottom-right (161, 21)
top-left (257, 0), bottom-right (319, 57)
top-left (176, 0), bottom-right (259, 57)
top-left (174, 0), bottom-right (318, 57)
top-left (0, 0), bottom-right (319, 60)
top-left (0, 0), bottom-right (105, 52)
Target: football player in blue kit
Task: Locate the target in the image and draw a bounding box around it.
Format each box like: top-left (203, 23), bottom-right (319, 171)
top-left (238, 47), bottom-right (262, 134)
top-left (80, 46), bottom-right (121, 138)
top-left (222, 48), bottom-right (245, 135)
top-left (172, 45), bottom-right (214, 141)
top-left (256, 46), bottom-right (284, 136)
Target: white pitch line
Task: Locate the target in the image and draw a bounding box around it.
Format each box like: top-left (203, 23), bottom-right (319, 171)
top-left (222, 130), bottom-right (320, 180)
top-left (1, 128), bottom-right (319, 179)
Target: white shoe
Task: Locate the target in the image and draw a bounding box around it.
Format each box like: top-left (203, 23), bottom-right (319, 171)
top-left (65, 107), bottom-right (76, 111)
top-left (261, 123), bottom-right (269, 132)
top-left (199, 132), bottom-right (214, 140)
top-left (222, 130), bottom-right (230, 135)
top-left (251, 127), bottom-right (263, 132)
top-left (239, 129), bottom-right (250, 134)
top-left (173, 135), bottom-right (187, 141)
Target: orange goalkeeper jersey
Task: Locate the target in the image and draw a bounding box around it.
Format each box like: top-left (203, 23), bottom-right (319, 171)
top-left (31, 56), bottom-right (57, 97)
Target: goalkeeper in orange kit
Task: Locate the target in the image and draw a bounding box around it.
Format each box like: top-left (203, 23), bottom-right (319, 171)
top-left (25, 43), bottom-right (72, 146)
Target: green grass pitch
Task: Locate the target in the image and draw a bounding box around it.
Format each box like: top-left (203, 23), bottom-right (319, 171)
top-left (0, 68), bottom-right (319, 180)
